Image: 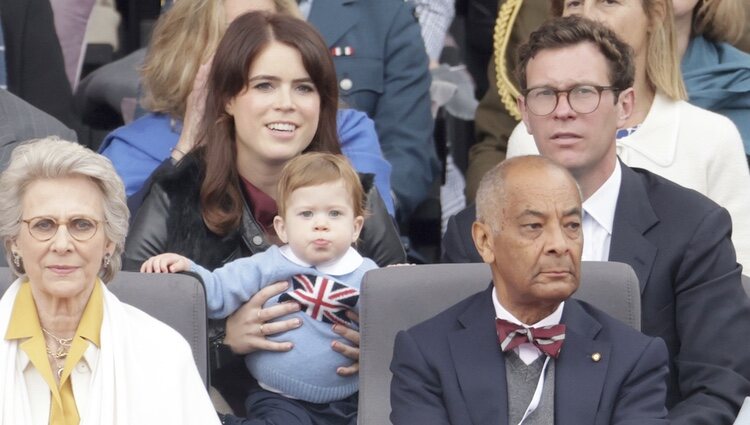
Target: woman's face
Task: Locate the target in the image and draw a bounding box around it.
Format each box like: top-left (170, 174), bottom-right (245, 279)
top-left (224, 0), bottom-right (277, 23)
top-left (11, 176), bottom-right (113, 305)
top-left (227, 41), bottom-right (321, 169)
top-left (561, 0), bottom-right (651, 57)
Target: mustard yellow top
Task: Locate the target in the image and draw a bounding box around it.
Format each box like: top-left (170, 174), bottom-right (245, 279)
top-left (5, 281), bottom-right (103, 425)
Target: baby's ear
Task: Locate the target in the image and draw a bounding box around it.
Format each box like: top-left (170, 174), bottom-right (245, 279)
top-left (273, 216), bottom-right (289, 243)
top-left (351, 216), bottom-right (365, 243)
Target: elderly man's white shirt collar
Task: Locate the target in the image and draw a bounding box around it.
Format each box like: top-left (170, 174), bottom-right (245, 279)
top-left (492, 287), bottom-right (564, 365)
top-left (279, 245), bottom-right (363, 276)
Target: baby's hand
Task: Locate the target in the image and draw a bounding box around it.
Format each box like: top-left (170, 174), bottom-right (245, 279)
top-left (141, 253), bottom-right (191, 273)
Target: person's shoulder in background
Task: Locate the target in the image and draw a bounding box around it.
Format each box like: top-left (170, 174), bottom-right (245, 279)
top-left (0, 89), bottom-right (77, 170)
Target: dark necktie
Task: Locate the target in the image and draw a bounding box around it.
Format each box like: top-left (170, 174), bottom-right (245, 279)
top-left (496, 318), bottom-right (566, 359)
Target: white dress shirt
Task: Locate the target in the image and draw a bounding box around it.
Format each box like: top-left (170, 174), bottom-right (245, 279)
top-left (492, 288), bottom-right (564, 365)
top-left (582, 161), bottom-right (621, 262)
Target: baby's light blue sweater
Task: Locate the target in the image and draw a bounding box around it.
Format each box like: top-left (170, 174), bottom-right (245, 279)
top-left (189, 245), bottom-right (378, 403)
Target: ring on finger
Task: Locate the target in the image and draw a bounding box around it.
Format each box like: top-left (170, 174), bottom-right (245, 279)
top-left (259, 324), bottom-right (265, 336)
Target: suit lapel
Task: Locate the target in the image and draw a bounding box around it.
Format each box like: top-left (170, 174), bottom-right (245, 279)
top-left (555, 301), bottom-right (611, 423)
top-left (448, 286), bottom-right (509, 425)
top-left (307, 0), bottom-right (359, 47)
top-left (609, 163), bottom-right (658, 293)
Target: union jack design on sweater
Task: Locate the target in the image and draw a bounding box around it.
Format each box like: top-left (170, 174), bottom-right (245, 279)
top-left (279, 274), bottom-right (359, 326)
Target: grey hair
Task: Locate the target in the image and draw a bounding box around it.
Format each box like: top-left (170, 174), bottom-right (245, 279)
top-left (475, 155), bottom-right (582, 234)
top-left (0, 137), bottom-right (129, 282)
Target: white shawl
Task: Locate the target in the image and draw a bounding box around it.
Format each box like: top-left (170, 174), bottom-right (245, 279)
top-left (0, 279), bottom-right (220, 424)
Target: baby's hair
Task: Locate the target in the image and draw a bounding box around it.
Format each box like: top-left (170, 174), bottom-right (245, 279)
top-left (277, 153), bottom-right (366, 218)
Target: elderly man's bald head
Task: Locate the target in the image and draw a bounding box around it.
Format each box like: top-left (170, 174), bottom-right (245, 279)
top-left (475, 156), bottom-right (582, 233)
top-left (472, 155), bottom-right (584, 323)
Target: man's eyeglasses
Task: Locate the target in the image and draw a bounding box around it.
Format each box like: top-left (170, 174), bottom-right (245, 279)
top-left (522, 85), bottom-right (618, 116)
top-left (20, 216), bottom-right (104, 242)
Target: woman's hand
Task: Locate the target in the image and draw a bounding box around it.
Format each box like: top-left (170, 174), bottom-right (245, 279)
top-left (141, 253), bottom-right (190, 273)
top-left (172, 58), bottom-right (212, 161)
top-left (224, 280), bottom-right (302, 354)
top-left (332, 311), bottom-right (360, 376)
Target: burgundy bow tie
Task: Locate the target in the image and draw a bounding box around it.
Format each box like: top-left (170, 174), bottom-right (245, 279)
top-left (496, 318), bottom-right (566, 359)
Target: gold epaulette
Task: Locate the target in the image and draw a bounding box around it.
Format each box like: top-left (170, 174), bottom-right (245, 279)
top-left (493, 0), bottom-right (523, 120)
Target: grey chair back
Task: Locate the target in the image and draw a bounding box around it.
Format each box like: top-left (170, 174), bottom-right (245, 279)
top-left (742, 274), bottom-right (750, 298)
top-left (0, 267), bottom-right (209, 387)
top-left (358, 261), bottom-right (641, 425)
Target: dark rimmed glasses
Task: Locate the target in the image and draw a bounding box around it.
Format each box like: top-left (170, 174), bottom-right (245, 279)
top-left (20, 216), bottom-right (104, 242)
top-left (523, 85), bottom-right (618, 116)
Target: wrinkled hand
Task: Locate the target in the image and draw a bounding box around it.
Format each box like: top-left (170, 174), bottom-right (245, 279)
top-left (332, 311), bottom-right (360, 376)
top-left (224, 280), bottom-right (302, 354)
top-left (141, 253), bottom-right (190, 273)
top-left (172, 58), bottom-right (213, 161)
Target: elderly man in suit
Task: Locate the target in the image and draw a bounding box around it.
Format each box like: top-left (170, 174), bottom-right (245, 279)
top-left (442, 16), bottom-right (750, 424)
top-left (392, 154), bottom-right (670, 424)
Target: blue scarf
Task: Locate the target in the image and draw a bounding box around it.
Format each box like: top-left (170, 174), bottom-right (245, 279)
top-left (682, 36), bottom-right (750, 155)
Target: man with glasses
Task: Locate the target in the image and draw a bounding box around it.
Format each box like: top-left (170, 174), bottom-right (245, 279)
top-left (442, 16), bottom-right (750, 423)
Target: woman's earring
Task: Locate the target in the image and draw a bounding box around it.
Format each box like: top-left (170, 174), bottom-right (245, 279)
top-left (11, 251), bottom-right (20, 268)
top-left (102, 253), bottom-right (111, 269)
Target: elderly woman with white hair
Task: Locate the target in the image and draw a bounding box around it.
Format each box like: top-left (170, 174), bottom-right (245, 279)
top-left (0, 138), bottom-right (219, 424)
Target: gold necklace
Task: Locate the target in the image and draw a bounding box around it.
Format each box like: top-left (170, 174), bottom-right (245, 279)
top-left (42, 328), bottom-right (73, 378)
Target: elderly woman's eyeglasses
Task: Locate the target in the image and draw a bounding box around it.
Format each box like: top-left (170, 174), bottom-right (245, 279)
top-left (20, 216), bottom-right (103, 242)
top-left (522, 85), bottom-right (617, 116)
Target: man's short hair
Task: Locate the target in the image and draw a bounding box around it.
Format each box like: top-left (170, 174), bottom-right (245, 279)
top-left (517, 16), bottom-right (635, 96)
top-left (276, 152), bottom-right (366, 219)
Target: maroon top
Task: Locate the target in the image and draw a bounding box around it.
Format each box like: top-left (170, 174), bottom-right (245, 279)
top-left (239, 176), bottom-right (278, 236)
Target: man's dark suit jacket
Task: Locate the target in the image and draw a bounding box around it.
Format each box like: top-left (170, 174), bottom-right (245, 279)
top-left (1, 0), bottom-right (78, 131)
top-left (390, 286), bottom-right (670, 424)
top-left (442, 164), bottom-right (750, 424)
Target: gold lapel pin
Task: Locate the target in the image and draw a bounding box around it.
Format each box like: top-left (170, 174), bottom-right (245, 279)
top-left (591, 352), bottom-right (602, 362)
